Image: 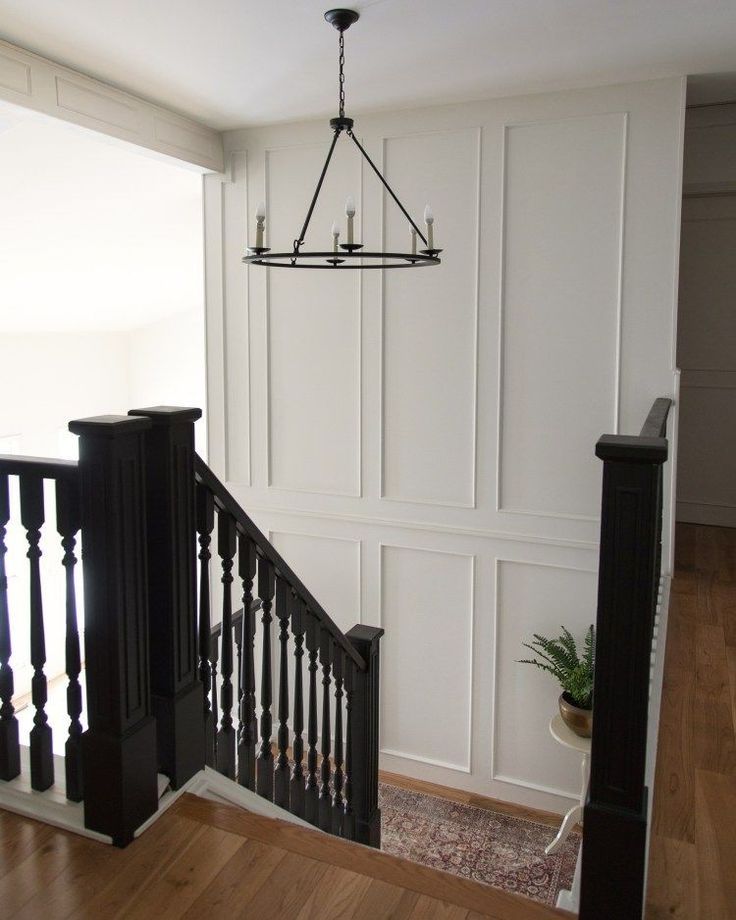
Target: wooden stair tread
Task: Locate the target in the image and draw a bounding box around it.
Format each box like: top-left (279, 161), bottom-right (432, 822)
top-left (173, 793), bottom-right (572, 920)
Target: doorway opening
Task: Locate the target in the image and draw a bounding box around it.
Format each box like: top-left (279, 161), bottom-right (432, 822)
top-left (0, 100), bottom-right (207, 708)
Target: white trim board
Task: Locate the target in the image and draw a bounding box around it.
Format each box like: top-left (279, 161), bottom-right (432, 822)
top-left (0, 38), bottom-right (223, 172)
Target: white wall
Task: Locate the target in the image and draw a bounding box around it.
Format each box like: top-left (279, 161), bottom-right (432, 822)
top-left (205, 77), bottom-right (684, 814)
top-left (0, 316), bottom-right (206, 699)
top-left (676, 103), bottom-right (736, 527)
top-left (128, 307), bottom-right (208, 455)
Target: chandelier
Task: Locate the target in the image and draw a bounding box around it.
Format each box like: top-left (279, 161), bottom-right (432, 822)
top-left (243, 9), bottom-right (442, 270)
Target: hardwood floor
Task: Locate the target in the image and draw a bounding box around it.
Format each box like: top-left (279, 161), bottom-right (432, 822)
top-left (646, 523), bottom-right (736, 920)
top-left (0, 794), bottom-right (572, 919)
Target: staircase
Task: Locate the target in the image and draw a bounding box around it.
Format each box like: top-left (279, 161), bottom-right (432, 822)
top-left (0, 406), bottom-right (382, 850)
top-left (0, 398), bottom-right (675, 920)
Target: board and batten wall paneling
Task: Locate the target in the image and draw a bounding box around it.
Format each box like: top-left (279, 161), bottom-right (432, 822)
top-left (211, 78), bottom-right (685, 813)
top-left (380, 544), bottom-right (474, 772)
top-left (493, 559), bottom-right (597, 798)
top-left (381, 128), bottom-right (480, 507)
top-left (498, 113), bottom-right (626, 520)
top-left (265, 142), bottom-right (362, 497)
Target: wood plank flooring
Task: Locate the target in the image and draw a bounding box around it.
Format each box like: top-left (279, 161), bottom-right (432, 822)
top-left (646, 523), bottom-right (736, 920)
top-left (0, 793), bottom-right (572, 919)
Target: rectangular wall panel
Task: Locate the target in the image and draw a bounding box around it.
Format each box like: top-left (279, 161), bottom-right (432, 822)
top-left (381, 128), bottom-right (479, 506)
top-left (499, 113), bottom-right (626, 518)
top-left (380, 545), bottom-right (474, 770)
top-left (494, 560), bottom-right (597, 796)
top-left (266, 142), bottom-right (361, 496)
top-left (270, 531), bottom-right (361, 635)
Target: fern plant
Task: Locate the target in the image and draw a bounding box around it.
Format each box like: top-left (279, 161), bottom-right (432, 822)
top-left (518, 625), bottom-right (595, 710)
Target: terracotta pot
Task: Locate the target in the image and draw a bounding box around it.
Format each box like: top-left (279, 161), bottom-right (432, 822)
top-left (558, 692), bottom-right (592, 738)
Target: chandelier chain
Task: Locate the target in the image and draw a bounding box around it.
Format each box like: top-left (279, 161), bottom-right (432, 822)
top-left (339, 31), bottom-right (346, 118)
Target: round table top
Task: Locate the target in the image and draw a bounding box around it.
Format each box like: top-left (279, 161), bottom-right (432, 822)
top-left (549, 714), bottom-right (592, 754)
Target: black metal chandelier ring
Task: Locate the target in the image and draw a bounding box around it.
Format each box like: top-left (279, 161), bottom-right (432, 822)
top-left (243, 9), bottom-right (442, 271)
top-left (245, 251), bottom-right (440, 269)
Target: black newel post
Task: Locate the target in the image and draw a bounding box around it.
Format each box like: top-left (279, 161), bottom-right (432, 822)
top-left (128, 407), bottom-right (204, 789)
top-left (69, 415), bottom-right (159, 847)
top-left (579, 433), bottom-right (667, 920)
top-left (345, 624), bottom-right (384, 848)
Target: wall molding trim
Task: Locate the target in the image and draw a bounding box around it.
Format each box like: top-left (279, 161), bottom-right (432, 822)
top-left (263, 142), bottom-right (363, 499)
top-left (378, 543), bottom-right (475, 774)
top-left (495, 111), bottom-right (628, 521)
top-left (0, 38), bottom-right (223, 171)
top-left (491, 557), bottom-right (597, 799)
top-left (268, 529), bottom-right (363, 623)
top-left (378, 126), bottom-right (482, 509)
top-left (243, 501), bottom-right (600, 550)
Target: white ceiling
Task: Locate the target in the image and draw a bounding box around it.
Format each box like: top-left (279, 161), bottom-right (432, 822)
top-left (0, 108), bottom-right (203, 332)
top-left (1, 1), bottom-right (736, 130)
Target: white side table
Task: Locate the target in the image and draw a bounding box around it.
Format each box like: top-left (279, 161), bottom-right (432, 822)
top-left (545, 713), bottom-right (591, 856)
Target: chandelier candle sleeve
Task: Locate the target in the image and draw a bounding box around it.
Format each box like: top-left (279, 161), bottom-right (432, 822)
top-left (255, 202), bottom-right (266, 249)
top-left (332, 222), bottom-right (340, 253)
top-left (411, 228), bottom-right (417, 255)
top-left (345, 196), bottom-right (356, 244)
top-left (424, 205), bottom-right (434, 250)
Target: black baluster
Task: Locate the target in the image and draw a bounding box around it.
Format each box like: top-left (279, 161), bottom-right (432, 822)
top-left (342, 659), bottom-right (355, 840)
top-left (256, 557), bottom-right (275, 800)
top-left (210, 631), bottom-right (219, 764)
top-left (237, 534), bottom-right (257, 790)
top-left (0, 473), bottom-right (20, 781)
top-left (274, 577), bottom-right (291, 808)
top-left (290, 596), bottom-right (306, 819)
top-left (332, 648), bottom-right (344, 836)
top-left (304, 612), bottom-right (319, 826)
top-left (216, 511), bottom-right (236, 778)
top-left (20, 475), bottom-right (53, 791)
top-left (56, 477), bottom-right (82, 801)
top-left (319, 631), bottom-right (332, 832)
top-left (196, 482), bottom-right (215, 767)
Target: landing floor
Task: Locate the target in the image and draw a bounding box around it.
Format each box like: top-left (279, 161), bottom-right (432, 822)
top-left (645, 523), bottom-right (736, 919)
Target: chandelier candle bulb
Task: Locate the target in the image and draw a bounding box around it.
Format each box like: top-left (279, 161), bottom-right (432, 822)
top-left (332, 222), bottom-right (340, 254)
top-left (345, 195), bottom-right (356, 244)
top-left (255, 201), bottom-right (266, 249)
top-left (424, 204), bottom-right (434, 250)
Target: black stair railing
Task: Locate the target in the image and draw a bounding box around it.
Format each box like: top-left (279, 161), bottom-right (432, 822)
top-left (194, 453), bottom-right (384, 847)
top-left (579, 396), bottom-right (672, 920)
top-left (0, 407), bottom-right (383, 851)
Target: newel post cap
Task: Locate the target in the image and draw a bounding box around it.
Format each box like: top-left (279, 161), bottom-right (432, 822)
top-left (68, 415), bottom-right (153, 438)
top-left (128, 406), bottom-right (202, 425)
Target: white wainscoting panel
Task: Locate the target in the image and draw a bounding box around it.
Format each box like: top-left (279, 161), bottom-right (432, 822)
top-left (380, 544), bottom-right (474, 771)
top-left (266, 142), bottom-right (362, 497)
top-left (493, 559), bottom-right (597, 797)
top-left (381, 128), bottom-right (480, 507)
top-left (270, 531), bottom-right (361, 635)
top-left (498, 113), bottom-right (626, 520)
top-left (0, 39), bottom-right (222, 171)
top-left (0, 48), bottom-right (31, 95)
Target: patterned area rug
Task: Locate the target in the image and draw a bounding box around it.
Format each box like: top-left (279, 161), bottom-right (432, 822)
top-left (378, 783), bottom-right (579, 906)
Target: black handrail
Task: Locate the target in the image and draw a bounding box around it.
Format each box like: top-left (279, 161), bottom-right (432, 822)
top-left (639, 397), bottom-right (672, 439)
top-left (209, 600), bottom-right (261, 644)
top-left (194, 454), bottom-right (367, 671)
top-left (0, 455), bottom-right (78, 480)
